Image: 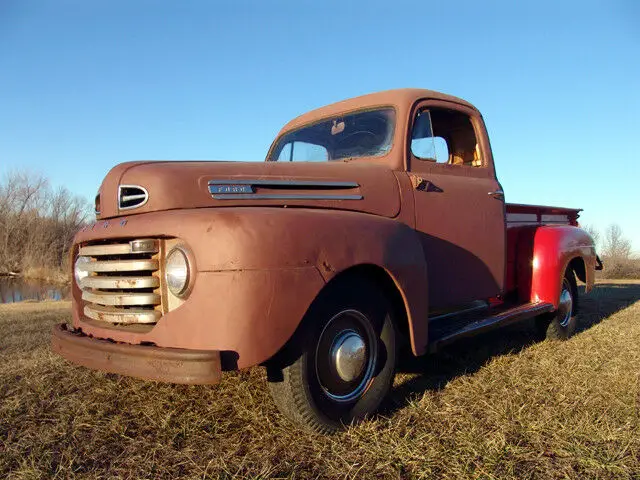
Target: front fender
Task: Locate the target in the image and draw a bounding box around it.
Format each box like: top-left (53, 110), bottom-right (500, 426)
top-left (72, 208), bottom-right (428, 367)
top-left (193, 207), bottom-right (429, 356)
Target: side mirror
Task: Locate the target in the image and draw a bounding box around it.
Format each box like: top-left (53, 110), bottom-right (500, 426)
top-left (331, 120), bottom-right (345, 135)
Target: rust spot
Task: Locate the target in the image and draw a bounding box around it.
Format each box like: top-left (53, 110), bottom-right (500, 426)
top-left (410, 174), bottom-right (425, 189)
top-left (321, 260), bottom-right (334, 273)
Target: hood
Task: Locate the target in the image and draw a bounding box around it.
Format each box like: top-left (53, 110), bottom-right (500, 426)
top-left (95, 161), bottom-right (401, 220)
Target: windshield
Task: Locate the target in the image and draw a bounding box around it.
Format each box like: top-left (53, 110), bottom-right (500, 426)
top-left (268, 108), bottom-right (395, 162)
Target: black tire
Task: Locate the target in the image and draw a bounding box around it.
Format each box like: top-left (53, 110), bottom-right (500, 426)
top-left (267, 277), bottom-right (396, 433)
top-left (536, 269), bottom-right (578, 341)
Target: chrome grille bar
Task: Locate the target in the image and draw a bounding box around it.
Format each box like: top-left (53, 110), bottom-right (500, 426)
top-left (79, 238), bottom-right (162, 327)
top-left (82, 290), bottom-right (160, 307)
top-left (79, 239), bottom-right (158, 256)
top-left (79, 259), bottom-right (159, 273)
top-left (81, 276), bottom-right (159, 290)
top-left (84, 304), bottom-right (161, 324)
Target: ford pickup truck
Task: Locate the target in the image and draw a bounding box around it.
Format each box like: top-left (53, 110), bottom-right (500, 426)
top-left (52, 88), bottom-right (600, 433)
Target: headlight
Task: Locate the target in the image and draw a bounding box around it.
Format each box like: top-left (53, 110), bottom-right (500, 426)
top-left (165, 248), bottom-right (189, 296)
top-left (74, 256), bottom-right (91, 286)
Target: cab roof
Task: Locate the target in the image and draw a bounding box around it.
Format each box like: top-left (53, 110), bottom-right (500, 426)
top-left (279, 88), bottom-right (477, 135)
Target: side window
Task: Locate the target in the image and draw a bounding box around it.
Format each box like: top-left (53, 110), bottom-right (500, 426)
top-left (411, 108), bottom-right (483, 167)
top-left (411, 110), bottom-right (449, 162)
top-left (277, 143), bottom-right (292, 161)
top-left (277, 141), bottom-right (328, 162)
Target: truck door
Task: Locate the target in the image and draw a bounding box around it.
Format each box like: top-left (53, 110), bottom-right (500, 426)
top-left (408, 101), bottom-right (506, 310)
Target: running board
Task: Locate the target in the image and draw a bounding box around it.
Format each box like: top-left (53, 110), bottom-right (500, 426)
top-left (428, 302), bottom-right (555, 352)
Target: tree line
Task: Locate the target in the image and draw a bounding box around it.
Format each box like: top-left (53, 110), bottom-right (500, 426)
top-left (0, 171), bottom-right (91, 281)
top-left (584, 223), bottom-right (639, 279)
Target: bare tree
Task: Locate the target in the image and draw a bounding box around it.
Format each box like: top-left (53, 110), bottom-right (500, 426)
top-left (0, 171), bottom-right (47, 273)
top-left (0, 170), bottom-right (91, 279)
top-left (582, 224), bottom-right (600, 251)
top-left (602, 224), bottom-right (632, 260)
top-left (598, 224), bottom-right (639, 279)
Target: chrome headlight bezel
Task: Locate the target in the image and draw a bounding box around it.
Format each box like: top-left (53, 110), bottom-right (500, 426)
top-left (74, 256), bottom-right (91, 287)
top-left (165, 247), bottom-right (190, 297)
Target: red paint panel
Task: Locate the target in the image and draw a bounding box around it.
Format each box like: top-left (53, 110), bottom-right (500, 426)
top-left (529, 225), bottom-right (596, 307)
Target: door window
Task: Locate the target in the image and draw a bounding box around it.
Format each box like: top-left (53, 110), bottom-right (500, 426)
top-left (411, 108), bottom-right (482, 167)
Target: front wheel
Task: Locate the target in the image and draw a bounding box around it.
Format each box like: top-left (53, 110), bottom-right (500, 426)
top-left (267, 278), bottom-right (396, 433)
top-left (536, 269), bottom-right (578, 340)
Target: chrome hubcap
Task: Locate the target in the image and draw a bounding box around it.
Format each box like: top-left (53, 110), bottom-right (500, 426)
top-left (557, 279), bottom-right (573, 327)
top-left (315, 309), bottom-right (378, 403)
top-left (331, 330), bottom-right (367, 382)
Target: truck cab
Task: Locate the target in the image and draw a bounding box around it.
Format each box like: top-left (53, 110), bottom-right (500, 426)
top-left (53, 89), bottom-right (599, 433)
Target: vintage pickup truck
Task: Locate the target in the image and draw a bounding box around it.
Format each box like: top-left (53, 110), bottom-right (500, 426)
top-left (53, 88), bottom-right (599, 432)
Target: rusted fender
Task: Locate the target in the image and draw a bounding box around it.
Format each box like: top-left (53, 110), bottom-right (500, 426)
top-left (72, 207), bottom-right (429, 367)
top-left (530, 225), bottom-right (596, 307)
top-left (191, 207), bottom-right (430, 357)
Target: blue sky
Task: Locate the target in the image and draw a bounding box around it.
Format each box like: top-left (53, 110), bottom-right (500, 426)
top-left (1, 0), bottom-right (638, 251)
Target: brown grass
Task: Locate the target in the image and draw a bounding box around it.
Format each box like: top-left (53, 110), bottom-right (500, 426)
top-left (1, 282), bottom-right (639, 479)
top-left (597, 257), bottom-right (640, 280)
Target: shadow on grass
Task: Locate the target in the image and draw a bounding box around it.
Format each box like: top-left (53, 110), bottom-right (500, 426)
top-left (381, 282), bottom-right (640, 415)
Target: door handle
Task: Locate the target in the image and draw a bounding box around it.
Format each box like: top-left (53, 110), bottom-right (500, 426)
top-left (409, 174), bottom-right (443, 193)
top-left (488, 189), bottom-right (504, 200)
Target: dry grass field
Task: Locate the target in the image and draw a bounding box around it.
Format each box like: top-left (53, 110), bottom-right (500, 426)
top-left (1, 281), bottom-right (639, 479)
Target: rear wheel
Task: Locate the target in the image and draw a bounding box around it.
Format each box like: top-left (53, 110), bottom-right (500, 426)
top-left (267, 278), bottom-right (396, 433)
top-left (536, 269), bottom-right (578, 340)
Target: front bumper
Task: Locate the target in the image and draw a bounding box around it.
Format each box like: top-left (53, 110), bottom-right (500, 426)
top-left (52, 323), bottom-right (221, 384)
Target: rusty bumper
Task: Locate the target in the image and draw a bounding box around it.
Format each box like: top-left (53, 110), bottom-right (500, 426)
top-left (51, 323), bottom-right (222, 385)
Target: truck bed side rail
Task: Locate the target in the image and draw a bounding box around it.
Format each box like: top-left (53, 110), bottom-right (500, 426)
top-left (506, 203), bottom-right (581, 227)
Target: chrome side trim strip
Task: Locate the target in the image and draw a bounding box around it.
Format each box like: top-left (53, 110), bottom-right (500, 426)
top-left (84, 304), bottom-right (161, 324)
top-left (81, 276), bottom-right (160, 290)
top-left (212, 193), bottom-right (363, 201)
top-left (208, 179), bottom-right (359, 188)
top-left (82, 290), bottom-right (160, 307)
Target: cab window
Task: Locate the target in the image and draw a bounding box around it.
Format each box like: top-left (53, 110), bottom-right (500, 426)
top-left (269, 108), bottom-right (395, 162)
top-left (277, 141), bottom-right (328, 162)
top-left (411, 108), bottom-right (482, 167)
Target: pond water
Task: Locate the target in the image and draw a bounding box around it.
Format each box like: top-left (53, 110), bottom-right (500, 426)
top-left (0, 277), bottom-right (70, 304)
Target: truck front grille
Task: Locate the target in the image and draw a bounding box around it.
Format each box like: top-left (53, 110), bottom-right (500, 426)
top-left (78, 239), bottom-right (162, 328)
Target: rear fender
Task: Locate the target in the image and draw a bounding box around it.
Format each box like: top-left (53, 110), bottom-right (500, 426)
top-left (529, 225), bottom-right (596, 308)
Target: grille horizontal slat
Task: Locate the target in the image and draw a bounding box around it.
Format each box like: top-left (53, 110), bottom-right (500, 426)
top-left (79, 244), bottom-right (133, 256)
top-left (81, 276), bottom-right (159, 290)
top-left (82, 290), bottom-right (160, 306)
top-left (84, 304), bottom-right (161, 324)
top-left (79, 238), bottom-right (162, 327)
top-left (79, 239), bottom-right (159, 257)
top-left (80, 259), bottom-right (159, 273)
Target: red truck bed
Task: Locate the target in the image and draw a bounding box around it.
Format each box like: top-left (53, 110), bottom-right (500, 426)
top-left (505, 204), bottom-right (583, 294)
